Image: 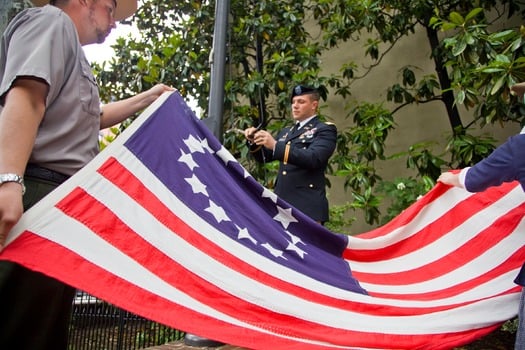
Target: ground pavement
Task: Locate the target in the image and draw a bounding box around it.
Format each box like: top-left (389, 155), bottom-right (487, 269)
top-left (145, 341), bottom-right (246, 350)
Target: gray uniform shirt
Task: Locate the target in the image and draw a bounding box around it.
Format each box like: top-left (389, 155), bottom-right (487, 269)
top-left (0, 5), bottom-right (101, 176)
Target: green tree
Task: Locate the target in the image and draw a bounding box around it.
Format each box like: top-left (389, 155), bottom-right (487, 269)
top-left (0, 0), bottom-right (34, 33)
top-left (93, 0), bottom-right (525, 229)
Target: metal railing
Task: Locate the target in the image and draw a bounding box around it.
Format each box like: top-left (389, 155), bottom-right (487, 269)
top-left (68, 290), bottom-right (184, 350)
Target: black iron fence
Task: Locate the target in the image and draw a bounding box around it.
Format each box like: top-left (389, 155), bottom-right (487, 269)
top-left (68, 290), bottom-right (184, 350)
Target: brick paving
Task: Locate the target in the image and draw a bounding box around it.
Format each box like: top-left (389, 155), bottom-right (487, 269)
top-left (144, 341), bottom-right (246, 350)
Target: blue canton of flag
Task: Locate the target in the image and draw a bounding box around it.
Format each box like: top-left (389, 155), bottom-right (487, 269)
top-left (124, 92), bottom-right (367, 294)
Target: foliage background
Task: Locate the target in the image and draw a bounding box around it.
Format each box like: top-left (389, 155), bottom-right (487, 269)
top-left (93, 0), bottom-right (525, 235)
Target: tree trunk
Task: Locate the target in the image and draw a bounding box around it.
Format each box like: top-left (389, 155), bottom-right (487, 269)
top-left (1, 0), bottom-right (34, 33)
top-left (426, 25), bottom-right (464, 135)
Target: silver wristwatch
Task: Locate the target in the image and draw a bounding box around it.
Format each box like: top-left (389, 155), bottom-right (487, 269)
top-left (0, 173), bottom-right (25, 195)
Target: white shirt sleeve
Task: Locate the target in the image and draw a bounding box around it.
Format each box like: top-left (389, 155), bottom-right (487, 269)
top-left (458, 167), bottom-right (471, 189)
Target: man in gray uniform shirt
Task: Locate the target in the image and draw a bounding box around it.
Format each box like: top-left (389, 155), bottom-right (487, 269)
top-left (0, 0), bottom-right (174, 348)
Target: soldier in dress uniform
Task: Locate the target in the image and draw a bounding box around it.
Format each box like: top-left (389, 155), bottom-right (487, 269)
top-left (244, 85), bottom-right (337, 223)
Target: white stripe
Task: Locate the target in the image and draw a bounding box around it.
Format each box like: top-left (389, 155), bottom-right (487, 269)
top-left (72, 151), bottom-right (518, 334)
top-left (25, 207), bottom-right (520, 335)
top-left (12, 179), bottom-right (358, 348)
top-left (12, 145), bottom-right (520, 334)
top-left (347, 185), bottom-right (525, 273)
top-left (350, 223), bottom-right (525, 296)
top-left (361, 270), bottom-right (520, 302)
top-left (110, 149), bottom-right (372, 298)
top-left (52, 212), bottom-right (372, 347)
top-left (347, 187), bottom-right (477, 249)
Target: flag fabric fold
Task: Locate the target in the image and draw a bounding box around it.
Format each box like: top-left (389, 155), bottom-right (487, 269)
top-left (1, 91), bottom-right (524, 349)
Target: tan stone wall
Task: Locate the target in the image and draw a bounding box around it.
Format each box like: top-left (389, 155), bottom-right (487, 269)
top-left (320, 26), bottom-right (521, 234)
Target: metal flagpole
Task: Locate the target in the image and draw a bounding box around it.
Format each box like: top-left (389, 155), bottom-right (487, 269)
top-left (202, 0), bottom-right (230, 143)
top-left (185, 0), bottom-right (230, 346)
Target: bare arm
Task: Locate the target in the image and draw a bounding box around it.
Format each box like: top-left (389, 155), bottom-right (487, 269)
top-left (100, 84), bottom-right (175, 129)
top-left (0, 78), bottom-right (48, 249)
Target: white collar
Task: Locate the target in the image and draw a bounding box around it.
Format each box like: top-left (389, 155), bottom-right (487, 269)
top-left (297, 115), bottom-right (316, 129)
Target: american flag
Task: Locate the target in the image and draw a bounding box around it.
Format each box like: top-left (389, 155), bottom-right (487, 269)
top-left (2, 92), bottom-right (524, 349)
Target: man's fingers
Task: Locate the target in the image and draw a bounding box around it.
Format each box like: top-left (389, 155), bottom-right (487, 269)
top-left (0, 226), bottom-right (11, 252)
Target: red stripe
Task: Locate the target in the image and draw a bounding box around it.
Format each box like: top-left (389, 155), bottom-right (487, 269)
top-left (344, 183), bottom-right (518, 262)
top-left (0, 232), bottom-right (506, 350)
top-left (1, 161), bottom-right (519, 349)
top-left (351, 203), bottom-right (525, 286)
top-left (95, 160), bottom-right (520, 315)
top-left (37, 159), bottom-right (504, 348)
top-left (58, 169), bottom-right (380, 346)
top-left (93, 158), bottom-right (508, 309)
top-left (355, 183), bottom-right (452, 239)
top-left (366, 250), bottom-right (524, 300)
top-left (0, 232), bottom-right (344, 350)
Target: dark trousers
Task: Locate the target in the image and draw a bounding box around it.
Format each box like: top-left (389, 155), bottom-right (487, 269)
top-left (516, 287), bottom-right (525, 350)
top-left (0, 175), bottom-right (75, 350)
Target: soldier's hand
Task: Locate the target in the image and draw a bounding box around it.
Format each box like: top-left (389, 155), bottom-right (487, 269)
top-left (244, 127), bottom-right (258, 141)
top-left (252, 130), bottom-right (276, 150)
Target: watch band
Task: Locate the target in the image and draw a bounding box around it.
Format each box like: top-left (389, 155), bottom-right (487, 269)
top-left (0, 173), bottom-right (25, 195)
